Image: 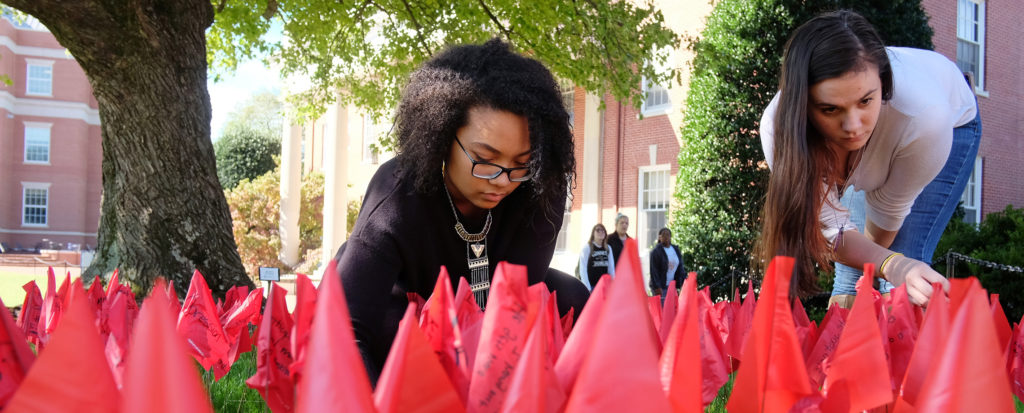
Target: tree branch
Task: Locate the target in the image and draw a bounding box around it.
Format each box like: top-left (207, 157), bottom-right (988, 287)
top-left (476, 0), bottom-right (513, 42)
top-left (398, 0), bottom-right (434, 56)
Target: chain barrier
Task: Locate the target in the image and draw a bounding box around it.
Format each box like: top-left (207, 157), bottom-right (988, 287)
top-left (935, 250), bottom-right (1024, 278)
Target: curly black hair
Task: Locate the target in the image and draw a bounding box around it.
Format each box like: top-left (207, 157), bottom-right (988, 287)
top-left (394, 38), bottom-right (575, 224)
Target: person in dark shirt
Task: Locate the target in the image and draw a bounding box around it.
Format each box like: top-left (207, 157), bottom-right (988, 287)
top-left (649, 227), bottom-right (685, 299)
top-left (606, 213), bottom-right (631, 265)
top-left (577, 223), bottom-right (615, 291)
top-left (334, 39), bottom-right (589, 383)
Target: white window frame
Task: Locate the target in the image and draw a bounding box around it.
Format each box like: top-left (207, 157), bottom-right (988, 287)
top-left (961, 156), bottom-right (983, 224)
top-left (21, 182), bottom-right (51, 227)
top-left (362, 114), bottom-right (386, 165)
top-left (23, 122), bottom-right (52, 165)
top-left (640, 75), bottom-right (671, 117)
top-left (957, 0), bottom-right (986, 94)
top-left (637, 164), bottom-right (672, 251)
top-left (559, 78), bottom-right (576, 127)
top-left (554, 186), bottom-right (573, 252)
top-left (25, 59), bottom-right (54, 97)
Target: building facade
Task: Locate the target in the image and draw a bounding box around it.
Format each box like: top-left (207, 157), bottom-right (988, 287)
top-left (0, 16), bottom-right (102, 251)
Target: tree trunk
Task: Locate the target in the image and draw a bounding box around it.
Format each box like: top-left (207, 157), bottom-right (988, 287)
top-left (5, 0), bottom-right (255, 298)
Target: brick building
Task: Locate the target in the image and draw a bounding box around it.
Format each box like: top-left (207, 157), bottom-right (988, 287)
top-left (0, 15), bottom-right (102, 251)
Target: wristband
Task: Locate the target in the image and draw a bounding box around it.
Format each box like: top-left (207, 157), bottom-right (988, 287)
top-left (880, 252), bottom-right (904, 280)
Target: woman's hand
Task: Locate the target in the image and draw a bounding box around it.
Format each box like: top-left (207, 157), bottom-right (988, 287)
top-left (882, 254), bottom-right (951, 305)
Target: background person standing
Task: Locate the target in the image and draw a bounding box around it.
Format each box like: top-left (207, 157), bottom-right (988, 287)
top-left (606, 213), bottom-right (631, 265)
top-left (649, 227), bottom-right (685, 298)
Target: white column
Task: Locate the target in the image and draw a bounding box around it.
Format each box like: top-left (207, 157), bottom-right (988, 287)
top-left (577, 92), bottom-right (604, 245)
top-left (321, 102), bottom-right (350, 266)
top-left (279, 120), bottom-right (303, 267)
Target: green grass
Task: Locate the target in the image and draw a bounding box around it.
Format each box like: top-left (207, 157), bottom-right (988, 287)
top-left (201, 348), bottom-right (268, 413)
top-left (705, 374), bottom-right (734, 412)
top-left (0, 270), bottom-right (78, 308)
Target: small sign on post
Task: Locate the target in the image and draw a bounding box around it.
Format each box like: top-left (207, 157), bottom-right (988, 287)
top-left (258, 267), bottom-right (280, 282)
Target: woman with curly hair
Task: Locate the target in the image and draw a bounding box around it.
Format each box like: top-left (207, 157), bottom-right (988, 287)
top-left (333, 38), bottom-right (588, 381)
top-left (756, 10), bottom-right (978, 306)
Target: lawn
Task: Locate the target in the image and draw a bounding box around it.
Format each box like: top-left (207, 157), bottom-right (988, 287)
top-left (0, 268), bottom-right (79, 308)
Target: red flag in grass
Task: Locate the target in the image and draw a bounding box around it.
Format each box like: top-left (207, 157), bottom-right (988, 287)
top-left (246, 283), bottom-right (294, 413)
top-left (86, 278), bottom-right (105, 313)
top-left (467, 262), bottom-right (532, 413)
top-left (1010, 314), bottom-right (1024, 401)
top-left (909, 278), bottom-right (1014, 412)
top-left (546, 291), bottom-right (566, 362)
top-left (894, 282), bottom-right (949, 410)
top-left (555, 274), bottom-right (610, 394)
top-left (34, 267), bottom-right (63, 351)
top-left (726, 256), bottom-right (814, 413)
top-left (455, 276), bottom-right (484, 369)
top-left (420, 267), bottom-right (469, 403)
top-left (805, 303), bottom-right (848, 388)
top-left (659, 280), bottom-right (679, 345)
top-left (295, 260), bottom-right (376, 412)
top-left (0, 296), bottom-right (35, 408)
top-left (991, 294), bottom-right (1013, 357)
top-left (820, 266), bottom-right (892, 413)
top-left (500, 294), bottom-right (566, 413)
top-left (17, 280), bottom-right (42, 345)
top-left (375, 303), bottom-right (464, 413)
top-left (696, 284), bottom-right (731, 405)
top-left (215, 286), bottom-right (263, 380)
top-left (887, 285), bottom-right (918, 389)
top-left (647, 295), bottom-right (663, 336)
top-left (290, 273), bottom-right (318, 381)
top-left (7, 281), bottom-right (120, 413)
top-left (105, 268), bottom-right (120, 298)
top-left (659, 273), bottom-right (702, 412)
top-left (559, 307), bottom-right (574, 340)
top-left (102, 281), bottom-right (139, 389)
top-left (119, 279), bottom-right (213, 413)
top-left (564, 238), bottom-right (671, 413)
top-left (165, 280), bottom-right (181, 316)
top-left (177, 270), bottom-right (230, 371)
top-left (726, 279), bottom-right (756, 364)
top-left (219, 285), bottom-right (249, 315)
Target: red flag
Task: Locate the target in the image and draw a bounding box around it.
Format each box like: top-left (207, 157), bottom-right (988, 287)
top-left (991, 294), bottom-right (1013, 357)
top-left (820, 266), bottom-right (892, 413)
top-left (220, 285), bottom-right (249, 315)
top-left (35, 267), bottom-right (63, 351)
top-left (419, 267), bottom-right (469, 403)
top-left (176, 270), bottom-right (231, 371)
top-left (546, 290), bottom-right (566, 362)
top-left (910, 278), bottom-right (1014, 412)
top-left (466, 262), bottom-right (532, 413)
top-left (647, 295), bottom-right (663, 336)
top-left (120, 279), bottom-right (214, 413)
top-left (500, 294), bottom-right (566, 413)
top-left (374, 304), bottom-right (464, 413)
top-left (455, 276), bottom-right (484, 369)
top-left (246, 283), bottom-right (294, 413)
top-left (564, 238), bottom-right (671, 413)
top-left (1010, 313), bottom-right (1024, 401)
top-left (86, 278), bottom-right (106, 313)
top-left (554, 274), bottom-right (610, 394)
top-left (659, 280), bottom-right (678, 345)
top-left (290, 273), bottom-right (318, 382)
top-left (215, 286), bottom-right (263, 380)
top-left (895, 282), bottom-right (950, 409)
top-left (805, 303), bottom-right (849, 388)
top-left (105, 268), bottom-right (120, 298)
top-left (0, 296), bottom-right (35, 408)
top-left (295, 260), bottom-right (376, 412)
top-left (102, 283), bottom-right (139, 389)
top-left (659, 273), bottom-right (703, 412)
top-left (696, 282), bottom-right (731, 404)
top-left (6, 282), bottom-right (119, 413)
top-left (559, 307), bottom-right (574, 340)
top-left (887, 285), bottom-right (918, 388)
top-left (725, 279), bottom-right (756, 363)
top-left (726, 256), bottom-right (815, 413)
top-left (17, 280), bottom-right (42, 345)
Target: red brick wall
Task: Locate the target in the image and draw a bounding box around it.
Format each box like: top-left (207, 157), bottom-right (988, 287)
top-left (598, 96), bottom-right (680, 212)
top-left (923, 0), bottom-right (1024, 217)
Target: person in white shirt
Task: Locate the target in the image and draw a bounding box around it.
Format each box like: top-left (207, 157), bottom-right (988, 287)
top-left (649, 228), bottom-right (684, 299)
top-left (756, 10), bottom-right (979, 306)
top-left (578, 223), bottom-right (615, 291)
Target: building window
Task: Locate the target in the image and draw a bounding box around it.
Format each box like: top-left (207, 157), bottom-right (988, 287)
top-left (641, 76), bottom-right (671, 116)
top-left (559, 79), bottom-right (575, 127)
top-left (957, 0), bottom-right (985, 92)
top-left (638, 166), bottom-right (671, 249)
top-left (26, 59), bottom-right (54, 96)
top-left (362, 114), bottom-right (392, 164)
top-left (961, 156), bottom-right (982, 224)
top-left (24, 123), bottom-right (51, 164)
top-left (22, 183), bottom-right (50, 227)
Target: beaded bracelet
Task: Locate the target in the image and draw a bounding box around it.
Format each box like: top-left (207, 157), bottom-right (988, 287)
top-left (880, 252), bottom-right (904, 280)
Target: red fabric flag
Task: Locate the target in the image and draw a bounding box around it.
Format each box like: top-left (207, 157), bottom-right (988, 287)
top-left (559, 307), bottom-right (574, 340)
top-left (17, 280), bottom-right (42, 345)
top-left (102, 282), bottom-right (139, 389)
top-left (805, 303), bottom-right (849, 388)
top-left (0, 296), bottom-right (35, 408)
top-left (1010, 313), bottom-right (1024, 402)
top-left (659, 280), bottom-right (679, 345)
top-left (220, 285), bottom-right (249, 315)
top-left (564, 238), bottom-right (671, 413)
top-left (696, 283), bottom-right (731, 405)
top-left (895, 282), bottom-right (950, 410)
top-left (991, 294), bottom-right (1013, 357)
top-left (165, 280), bottom-right (181, 316)
top-left (726, 256), bottom-right (815, 413)
top-left (177, 270), bottom-right (231, 371)
top-left (466, 262), bottom-right (532, 413)
top-left (246, 283), bottom-right (294, 413)
top-left (86, 278), bottom-right (106, 313)
top-left (374, 304), bottom-right (465, 413)
top-left (726, 279), bottom-right (756, 363)
top-left (908, 278), bottom-right (1014, 412)
top-left (554, 274), bottom-right (610, 394)
top-left (290, 273), bottom-right (318, 382)
top-left (295, 260), bottom-right (376, 412)
top-left (658, 273), bottom-right (703, 412)
top-left (887, 285), bottom-right (919, 388)
top-left (500, 294), bottom-right (566, 413)
top-left (34, 267), bottom-right (62, 351)
top-left (455, 276), bottom-right (484, 369)
top-left (6, 282), bottom-right (120, 413)
top-left (546, 290), bottom-right (566, 362)
top-left (215, 286), bottom-right (263, 380)
top-left (105, 268), bottom-right (120, 298)
top-left (419, 267), bottom-right (470, 403)
top-left (647, 295), bottom-right (663, 336)
top-left (119, 279), bottom-right (214, 413)
top-left (820, 266), bottom-right (893, 413)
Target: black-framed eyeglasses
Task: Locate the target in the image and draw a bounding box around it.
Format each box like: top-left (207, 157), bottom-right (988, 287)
top-left (454, 137), bottom-right (533, 182)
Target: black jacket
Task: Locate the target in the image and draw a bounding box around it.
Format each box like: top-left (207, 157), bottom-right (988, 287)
top-left (649, 244), bottom-right (685, 292)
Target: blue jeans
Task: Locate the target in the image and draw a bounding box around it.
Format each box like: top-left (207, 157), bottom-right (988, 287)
top-left (832, 108), bottom-right (982, 296)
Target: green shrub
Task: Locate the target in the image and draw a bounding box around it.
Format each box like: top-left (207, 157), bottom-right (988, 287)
top-left (672, 0), bottom-right (933, 301)
top-left (215, 128), bottom-right (281, 190)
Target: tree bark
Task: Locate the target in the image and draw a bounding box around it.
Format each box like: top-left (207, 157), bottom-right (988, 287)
top-left (5, 0), bottom-right (255, 298)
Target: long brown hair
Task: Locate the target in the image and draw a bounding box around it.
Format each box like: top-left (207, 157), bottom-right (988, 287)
top-left (589, 223), bottom-right (609, 248)
top-left (755, 10), bottom-right (893, 297)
